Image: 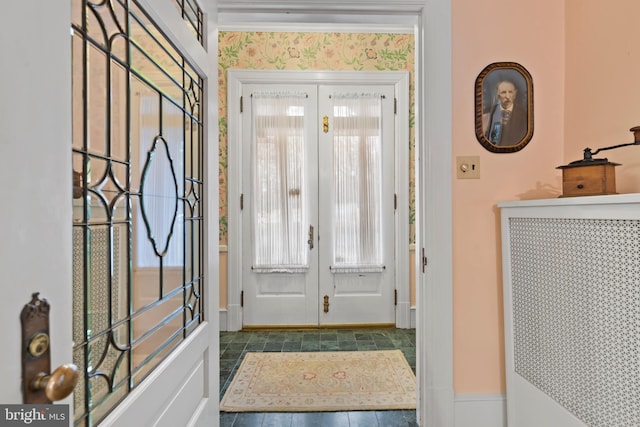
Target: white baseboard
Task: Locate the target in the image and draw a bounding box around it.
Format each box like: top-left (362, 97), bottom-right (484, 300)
top-left (222, 307), bottom-right (416, 330)
top-left (454, 394), bottom-right (506, 427)
top-left (410, 306), bottom-right (416, 328)
top-left (219, 308), bottom-right (227, 332)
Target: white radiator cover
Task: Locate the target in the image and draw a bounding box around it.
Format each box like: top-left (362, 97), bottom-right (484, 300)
top-left (499, 194), bottom-right (640, 427)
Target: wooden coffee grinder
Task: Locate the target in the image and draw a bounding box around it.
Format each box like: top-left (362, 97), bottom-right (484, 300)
top-left (557, 126), bottom-right (640, 197)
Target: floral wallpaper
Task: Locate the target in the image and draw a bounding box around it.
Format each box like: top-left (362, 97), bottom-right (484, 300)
top-left (218, 31), bottom-right (415, 245)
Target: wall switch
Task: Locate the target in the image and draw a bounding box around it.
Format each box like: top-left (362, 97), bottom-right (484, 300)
top-left (456, 156), bottom-right (480, 179)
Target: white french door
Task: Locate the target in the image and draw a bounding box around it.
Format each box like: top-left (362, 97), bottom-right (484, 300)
top-left (317, 85), bottom-right (396, 325)
top-left (241, 82), bottom-right (396, 327)
top-left (241, 84), bottom-right (320, 326)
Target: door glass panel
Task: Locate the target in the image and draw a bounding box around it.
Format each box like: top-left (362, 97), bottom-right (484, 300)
top-left (250, 92), bottom-right (309, 273)
top-left (71, 0), bottom-right (204, 425)
top-left (331, 94), bottom-right (384, 272)
top-left (173, 0), bottom-right (204, 45)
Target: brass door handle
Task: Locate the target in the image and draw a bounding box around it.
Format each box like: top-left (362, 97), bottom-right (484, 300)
top-left (21, 293), bottom-right (79, 403)
top-left (31, 363), bottom-right (79, 401)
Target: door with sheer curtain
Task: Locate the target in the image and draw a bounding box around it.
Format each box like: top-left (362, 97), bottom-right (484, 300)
top-left (241, 83), bottom-right (395, 327)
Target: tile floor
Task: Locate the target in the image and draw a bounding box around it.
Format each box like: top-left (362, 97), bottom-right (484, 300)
top-left (219, 328), bottom-right (417, 427)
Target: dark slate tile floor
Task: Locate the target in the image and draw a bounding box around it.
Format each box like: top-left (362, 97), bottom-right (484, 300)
top-left (219, 328), bottom-right (417, 427)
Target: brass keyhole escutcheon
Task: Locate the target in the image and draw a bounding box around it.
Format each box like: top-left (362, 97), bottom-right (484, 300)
top-left (28, 332), bottom-right (50, 358)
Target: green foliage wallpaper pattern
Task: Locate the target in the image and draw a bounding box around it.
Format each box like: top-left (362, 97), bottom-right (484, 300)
top-left (218, 31), bottom-right (415, 245)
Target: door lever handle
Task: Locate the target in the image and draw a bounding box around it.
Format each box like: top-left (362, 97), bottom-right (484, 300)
top-left (308, 225), bottom-right (314, 250)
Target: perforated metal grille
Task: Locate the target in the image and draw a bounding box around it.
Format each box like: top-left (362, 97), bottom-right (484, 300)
top-left (509, 218), bottom-right (640, 427)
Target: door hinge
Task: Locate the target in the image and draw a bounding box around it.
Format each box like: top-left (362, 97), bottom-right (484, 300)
top-left (323, 295), bottom-right (329, 313)
top-left (240, 194), bottom-right (244, 210)
top-left (240, 290), bottom-right (244, 307)
top-left (322, 115), bottom-right (329, 133)
top-left (240, 96), bottom-right (243, 113)
top-left (422, 248), bottom-right (428, 273)
top-left (394, 97), bottom-right (397, 115)
top-left (394, 193), bottom-right (397, 210)
top-left (394, 289), bottom-right (398, 306)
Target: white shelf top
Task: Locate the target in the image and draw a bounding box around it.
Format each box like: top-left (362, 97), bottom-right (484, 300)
top-left (498, 193), bottom-right (640, 209)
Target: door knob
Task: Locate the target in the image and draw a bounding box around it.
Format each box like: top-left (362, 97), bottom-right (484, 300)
top-left (31, 363), bottom-right (79, 401)
top-left (21, 293), bottom-right (79, 403)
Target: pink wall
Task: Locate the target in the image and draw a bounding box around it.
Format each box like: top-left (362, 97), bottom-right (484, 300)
top-left (452, 0), bottom-right (565, 393)
top-left (565, 0), bottom-right (640, 192)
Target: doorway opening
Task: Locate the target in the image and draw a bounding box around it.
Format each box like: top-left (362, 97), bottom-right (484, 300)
top-left (217, 2), bottom-right (456, 424)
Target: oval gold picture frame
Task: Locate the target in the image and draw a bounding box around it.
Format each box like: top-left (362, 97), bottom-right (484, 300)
top-left (475, 62), bottom-right (534, 153)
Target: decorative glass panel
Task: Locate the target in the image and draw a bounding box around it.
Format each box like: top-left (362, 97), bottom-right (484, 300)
top-left (173, 0), bottom-right (204, 45)
top-left (251, 92), bottom-right (309, 273)
top-left (331, 94), bottom-right (384, 272)
top-left (71, 0), bottom-right (204, 425)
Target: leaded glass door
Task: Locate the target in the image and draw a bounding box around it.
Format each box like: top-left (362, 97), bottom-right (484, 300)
top-left (70, 0), bottom-right (217, 425)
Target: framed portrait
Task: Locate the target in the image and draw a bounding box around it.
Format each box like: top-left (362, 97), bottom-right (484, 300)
top-left (474, 62), bottom-right (534, 153)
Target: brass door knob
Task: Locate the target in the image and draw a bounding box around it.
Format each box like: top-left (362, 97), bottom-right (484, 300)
top-left (31, 363), bottom-right (79, 401)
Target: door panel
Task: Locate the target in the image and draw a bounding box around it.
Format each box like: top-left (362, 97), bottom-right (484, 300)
top-left (242, 82), bottom-right (395, 327)
top-left (242, 84), bottom-right (319, 327)
top-left (0, 0), bottom-right (74, 408)
top-left (318, 85), bottom-right (396, 326)
top-left (2, 2), bottom-right (218, 425)
top-left (0, 1), bottom-right (217, 426)
top-left (92, 0), bottom-right (218, 421)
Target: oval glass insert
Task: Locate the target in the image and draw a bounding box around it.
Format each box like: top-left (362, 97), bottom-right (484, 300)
top-left (140, 136), bottom-right (179, 257)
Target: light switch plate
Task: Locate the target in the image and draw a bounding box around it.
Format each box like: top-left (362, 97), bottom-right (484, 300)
top-left (456, 156), bottom-right (480, 179)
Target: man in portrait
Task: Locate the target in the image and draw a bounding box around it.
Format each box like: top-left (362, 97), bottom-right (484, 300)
top-left (484, 79), bottom-right (527, 146)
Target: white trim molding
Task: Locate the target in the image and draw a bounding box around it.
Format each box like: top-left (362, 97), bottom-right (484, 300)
top-left (454, 394), bottom-right (507, 427)
top-left (410, 306), bottom-right (416, 329)
top-left (218, 0), bottom-right (426, 13)
top-left (417, 0), bottom-right (455, 426)
top-left (219, 309), bottom-right (228, 332)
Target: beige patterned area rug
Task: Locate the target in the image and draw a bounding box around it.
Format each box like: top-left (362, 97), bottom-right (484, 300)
top-left (220, 350), bottom-right (416, 412)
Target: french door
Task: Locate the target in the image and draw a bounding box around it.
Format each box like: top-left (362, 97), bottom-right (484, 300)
top-left (241, 83), bottom-right (396, 327)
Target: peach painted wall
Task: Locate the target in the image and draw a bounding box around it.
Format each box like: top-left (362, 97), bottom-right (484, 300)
top-left (565, 0), bottom-right (640, 192)
top-left (452, 0), bottom-right (565, 393)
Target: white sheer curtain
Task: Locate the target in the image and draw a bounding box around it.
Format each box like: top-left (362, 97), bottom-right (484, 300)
top-left (251, 92), bottom-right (309, 273)
top-left (331, 93), bottom-right (384, 273)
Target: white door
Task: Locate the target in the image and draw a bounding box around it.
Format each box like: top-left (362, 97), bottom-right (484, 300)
top-left (242, 83), bottom-right (396, 327)
top-left (0, 0), bottom-right (76, 415)
top-left (0, 2), bottom-right (219, 426)
top-left (241, 84), bottom-right (320, 327)
top-left (317, 85), bottom-right (396, 325)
